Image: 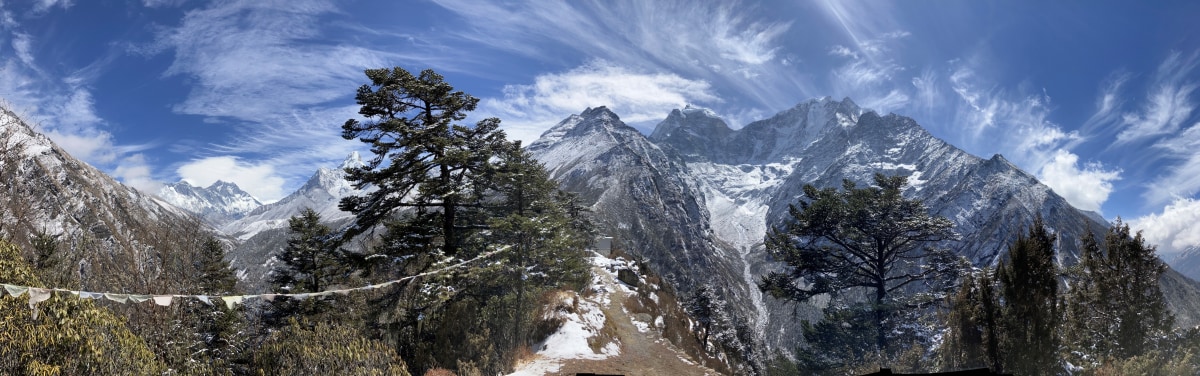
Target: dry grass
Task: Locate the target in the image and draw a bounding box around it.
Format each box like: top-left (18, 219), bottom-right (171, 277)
top-left (422, 368), bottom-right (456, 376)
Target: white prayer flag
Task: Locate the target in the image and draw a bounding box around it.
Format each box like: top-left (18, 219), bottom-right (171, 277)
top-left (152, 295), bottom-right (173, 306)
top-left (4, 284), bottom-right (28, 297)
top-left (221, 295), bottom-right (245, 310)
top-left (27, 288), bottom-right (52, 311)
top-left (104, 293), bottom-right (129, 304)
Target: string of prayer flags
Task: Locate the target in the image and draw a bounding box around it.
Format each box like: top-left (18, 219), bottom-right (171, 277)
top-left (0, 246), bottom-right (507, 318)
top-left (105, 293), bottom-right (128, 304)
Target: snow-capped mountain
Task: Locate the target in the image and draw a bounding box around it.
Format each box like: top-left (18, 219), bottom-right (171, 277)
top-left (220, 152), bottom-right (365, 290)
top-left (0, 106), bottom-right (206, 287)
top-left (1170, 246), bottom-right (1200, 282)
top-left (528, 97), bottom-right (1200, 363)
top-left (157, 180), bottom-right (262, 226)
top-left (222, 152), bottom-right (364, 241)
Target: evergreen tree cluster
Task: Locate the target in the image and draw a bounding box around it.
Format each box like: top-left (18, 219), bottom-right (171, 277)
top-left (941, 219), bottom-right (1184, 375)
top-left (761, 176), bottom-right (1196, 375)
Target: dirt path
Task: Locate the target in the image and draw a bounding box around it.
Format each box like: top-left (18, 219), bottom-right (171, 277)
top-left (545, 266), bottom-right (722, 376)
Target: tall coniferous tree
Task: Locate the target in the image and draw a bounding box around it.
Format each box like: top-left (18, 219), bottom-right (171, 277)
top-left (1066, 221), bottom-right (1172, 363)
top-left (997, 216), bottom-right (1061, 376)
top-left (268, 208), bottom-right (345, 324)
top-left (340, 67), bottom-right (510, 258)
top-left (758, 174), bottom-right (960, 360)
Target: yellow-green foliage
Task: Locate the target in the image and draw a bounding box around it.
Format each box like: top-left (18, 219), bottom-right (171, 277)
top-left (1090, 350), bottom-right (1200, 376)
top-left (0, 240), bottom-right (164, 375)
top-left (253, 318), bottom-right (411, 376)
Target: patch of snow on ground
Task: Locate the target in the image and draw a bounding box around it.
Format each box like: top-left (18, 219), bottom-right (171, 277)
top-left (509, 252), bottom-right (624, 376)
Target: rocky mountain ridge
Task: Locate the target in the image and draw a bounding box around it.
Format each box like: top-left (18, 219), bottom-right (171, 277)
top-left (527, 97), bottom-right (1200, 364)
top-left (158, 180), bottom-right (262, 225)
top-left (0, 107), bottom-right (207, 292)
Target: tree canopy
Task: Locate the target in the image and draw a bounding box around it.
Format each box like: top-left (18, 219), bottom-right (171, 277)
top-left (340, 67), bottom-right (512, 257)
top-left (759, 173), bottom-right (960, 358)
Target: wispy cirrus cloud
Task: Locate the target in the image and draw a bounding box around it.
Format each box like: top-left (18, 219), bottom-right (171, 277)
top-left (947, 60), bottom-right (1122, 212)
top-left (150, 0), bottom-right (387, 123)
top-left (431, 0), bottom-right (805, 123)
top-left (1142, 123), bottom-right (1200, 207)
top-left (481, 60), bottom-right (719, 144)
top-left (1115, 51), bottom-right (1198, 144)
top-left (146, 0), bottom-right (403, 194)
top-left (0, 16), bottom-right (129, 169)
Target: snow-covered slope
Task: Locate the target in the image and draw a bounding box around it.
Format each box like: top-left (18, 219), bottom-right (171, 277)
top-left (158, 180), bottom-right (261, 226)
top-left (222, 152), bottom-right (364, 240)
top-left (1170, 246), bottom-right (1200, 282)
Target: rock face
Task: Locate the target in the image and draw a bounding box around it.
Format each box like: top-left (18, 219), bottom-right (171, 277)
top-left (0, 107), bottom-right (207, 290)
top-left (158, 180), bottom-right (262, 226)
top-left (528, 98), bottom-right (1198, 362)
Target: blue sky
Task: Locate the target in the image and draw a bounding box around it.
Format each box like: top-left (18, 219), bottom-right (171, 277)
top-left (2, 0), bottom-right (1200, 253)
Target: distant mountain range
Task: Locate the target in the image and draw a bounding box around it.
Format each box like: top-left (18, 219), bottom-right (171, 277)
top-left (158, 180), bottom-right (261, 225)
top-left (526, 97), bottom-right (1200, 359)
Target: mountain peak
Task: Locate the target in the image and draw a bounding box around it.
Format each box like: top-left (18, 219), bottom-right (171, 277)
top-left (341, 151), bottom-right (364, 169)
top-left (158, 179), bottom-right (262, 226)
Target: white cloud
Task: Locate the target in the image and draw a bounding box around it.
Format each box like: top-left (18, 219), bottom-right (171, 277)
top-left (910, 69), bottom-right (940, 117)
top-left (480, 61), bottom-right (719, 145)
top-left (177, 156), bottom-right (286, 203)
top-left (1115, 51), bottom-right (1198, 144)
top-left (826, 30), bottom-right (911, 114)
top-left (42, 128), bottom-right (115, 164)
top-left (147, 0), bottom-right (397, 191)
top-left (113, 153), bottom-right (162, 193)
top-left (1143, 123), bottom-right (1200, 206)
top-left (31, 0), bottom-right (71, 14)
top-left (141, 0), bottom-right (187, 8)
top-left (1037, 149), bottom-right (1121, 213)
top-left (1131, 197), bottom-right (1200, 254)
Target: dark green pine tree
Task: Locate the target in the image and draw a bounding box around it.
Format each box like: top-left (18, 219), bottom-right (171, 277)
top-left (339, 67), bottom-right (511, 258)
top-left (1066, 220), bottom-right (1172, 363)
top-left (941, 274), bottom-right (985, 370)
top-left (191, 236), bottom-right (243, 368)
top-left (940, 268), bottom-right (1004, 372)
top-left (997, 216), bottom-right (1061, 376)
top-left (268, 208), bottom-right (345, 324)
top-left (685, 283), bottom-right (730, 351)
top-left (758, 174), bottom-right (959, 360)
